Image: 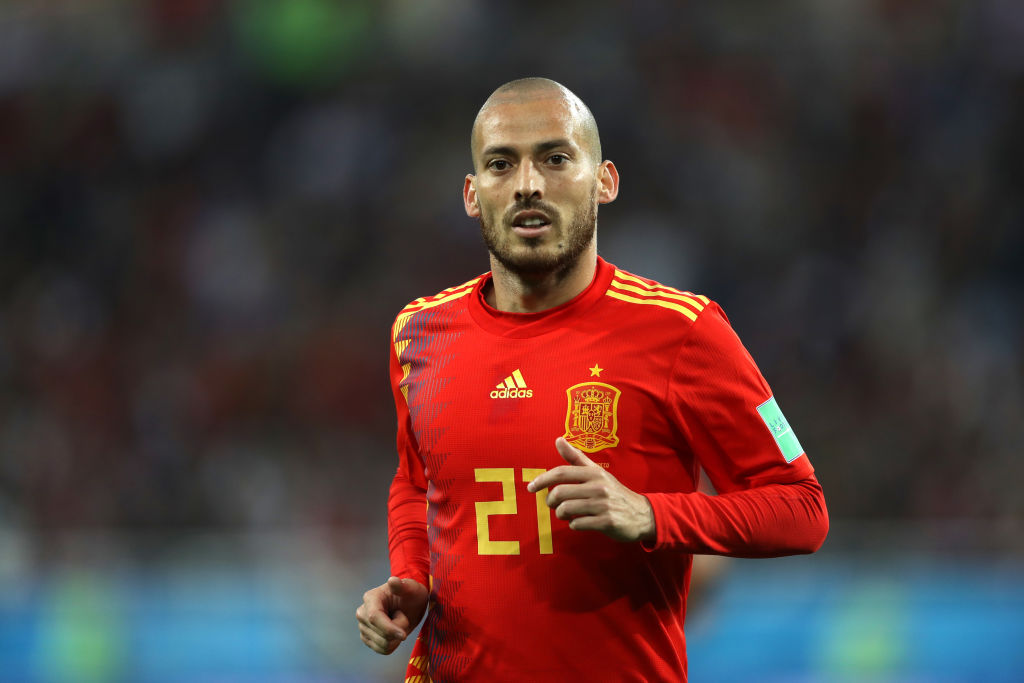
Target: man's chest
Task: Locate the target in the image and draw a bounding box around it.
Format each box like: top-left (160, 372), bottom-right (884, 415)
top-left (403, 327), bottom-right (692, 490)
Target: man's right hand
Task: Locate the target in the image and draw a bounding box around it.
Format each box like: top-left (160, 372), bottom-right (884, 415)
top-left (356, 576), bottom-right (429, 654)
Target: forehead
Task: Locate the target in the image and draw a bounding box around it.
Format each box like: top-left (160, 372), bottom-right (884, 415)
top-left (473, 96), bottom-right (583, 154)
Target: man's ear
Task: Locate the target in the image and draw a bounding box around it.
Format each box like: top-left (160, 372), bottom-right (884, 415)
top-left (596, 161), bottom-right (619, 204)
top-left (464, 175), bottom-right (480, 217)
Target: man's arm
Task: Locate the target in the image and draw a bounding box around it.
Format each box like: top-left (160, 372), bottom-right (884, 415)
top-left (642, 473), bottom-right (827, 556)
top-left (665, 301), bottom-right (828, 555)
top-left (387, 468), bottom-right (430, 586)
top-left (528, 438), bottom-right (827, 556)
top-left (356, 461), bottom-right (430, 655)
top-left (356, 335), bottom-right (431, 655)
top-left (385, 331), bottom-right (431, 585)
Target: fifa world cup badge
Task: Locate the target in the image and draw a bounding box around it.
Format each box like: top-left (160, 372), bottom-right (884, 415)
top-left (562, 382), bottom-right (621, 453)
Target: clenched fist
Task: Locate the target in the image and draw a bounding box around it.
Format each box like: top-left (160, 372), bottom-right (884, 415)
top-left (356, 576), bottom-right (428, 654)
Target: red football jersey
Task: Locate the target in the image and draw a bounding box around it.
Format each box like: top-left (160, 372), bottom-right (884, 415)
top-left (388, 257), bottom-right (826, 682)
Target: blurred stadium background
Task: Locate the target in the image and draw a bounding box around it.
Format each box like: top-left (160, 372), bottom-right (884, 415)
top-left (1, 1), bottom-right (1022, 681)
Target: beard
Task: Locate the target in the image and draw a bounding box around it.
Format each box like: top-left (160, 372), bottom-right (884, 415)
top-left (478, 192), bottom-right (598, 277)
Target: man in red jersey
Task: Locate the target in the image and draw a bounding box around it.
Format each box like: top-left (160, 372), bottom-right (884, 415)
top-left (356, 77), bottom-right (828, 682)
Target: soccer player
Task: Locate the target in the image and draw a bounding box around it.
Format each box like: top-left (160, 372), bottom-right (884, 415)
top-left (356, 78), bottom-right (828, 682)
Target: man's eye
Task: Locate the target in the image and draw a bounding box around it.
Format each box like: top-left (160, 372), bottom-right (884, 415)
top-left (489, 159), bottom-right (510, 171)
top-left (548, 154), bottom-right (567, 165)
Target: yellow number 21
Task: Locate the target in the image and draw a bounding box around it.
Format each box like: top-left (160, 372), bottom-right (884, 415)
top-left (474, 468), bottom-right (553, 556)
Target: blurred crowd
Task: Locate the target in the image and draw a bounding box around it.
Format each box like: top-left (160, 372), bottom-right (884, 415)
top-left (1, 0), bottom-right (1021, 559)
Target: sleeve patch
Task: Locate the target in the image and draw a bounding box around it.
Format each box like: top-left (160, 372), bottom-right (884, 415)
top-left (756, 396), bottom-right (805, 463)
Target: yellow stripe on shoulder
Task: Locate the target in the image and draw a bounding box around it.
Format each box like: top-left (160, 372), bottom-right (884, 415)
top-left (614, 269), bottom-right (691, 294)
top-left (398, 276), bottom-right (481, 316)
top-left (392, 276), bottom-right (481, 343)
top-left (441, 277), bottom-right (482, 295)
top-left (613, 270), bottom-right (708, 302)
top-left (608, 270), bottom-right (709, 320)
top-left (605, 289), bottom-right (699, 321)
top-left (613, 269), bottom-right (658, 288)
top-left (609, 278), bottom-right (706, 312)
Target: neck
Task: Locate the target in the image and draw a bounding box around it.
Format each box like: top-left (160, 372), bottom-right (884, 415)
top-left (485, 243), bottom-right (598, 313)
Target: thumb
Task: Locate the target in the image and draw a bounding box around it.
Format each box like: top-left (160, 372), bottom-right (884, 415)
top-left (555, 437), bottom-right (595, 466)
top-left (391, 609), bottom-right (411, 635)
top-left (386, 576), bottom-right (408, 596)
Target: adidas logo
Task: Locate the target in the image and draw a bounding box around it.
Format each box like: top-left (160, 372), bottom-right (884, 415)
top-left (490, 369), bottom-right (533, 399)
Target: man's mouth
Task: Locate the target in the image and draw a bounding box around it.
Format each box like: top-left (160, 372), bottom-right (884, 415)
top-left (511, 210), bottom-right (552, 236)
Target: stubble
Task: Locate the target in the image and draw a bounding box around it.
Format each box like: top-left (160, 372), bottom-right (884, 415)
top-left (478, 192), bottom-right (598, 277)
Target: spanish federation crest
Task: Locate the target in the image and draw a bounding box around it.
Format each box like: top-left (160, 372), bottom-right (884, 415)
top-left (563, 382), bottom-right (621, 453)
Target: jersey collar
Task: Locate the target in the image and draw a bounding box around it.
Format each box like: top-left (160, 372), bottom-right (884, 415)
top-left (467, 257), bottom-right (615, 338)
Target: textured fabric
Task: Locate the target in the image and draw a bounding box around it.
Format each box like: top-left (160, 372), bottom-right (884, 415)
top-left (387, 257), bottom-right (827, 682)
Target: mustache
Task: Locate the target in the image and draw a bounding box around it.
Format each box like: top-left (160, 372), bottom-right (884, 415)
top-left (503, 199), bottom-right (559, 224)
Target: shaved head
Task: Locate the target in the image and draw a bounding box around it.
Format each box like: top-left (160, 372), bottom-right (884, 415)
top-left (471, 78), bottom-right (602, 169)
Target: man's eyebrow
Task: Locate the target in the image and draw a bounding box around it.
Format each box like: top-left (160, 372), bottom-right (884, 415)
top-left (534, 139), bottom-right (573, 154)
top-left (481, 139), bottom-right (575, 158)
top-left (482, 145), bottom-right (517, 158)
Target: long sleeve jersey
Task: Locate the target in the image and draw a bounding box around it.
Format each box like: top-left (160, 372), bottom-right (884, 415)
top-left (387, 257), bottom-right (828, 682)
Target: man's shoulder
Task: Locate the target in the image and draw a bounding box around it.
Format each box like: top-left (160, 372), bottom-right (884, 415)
top-left (603, 265), bottom-right (715, 326)
top-left (390, 274), bottom-right (485, 341)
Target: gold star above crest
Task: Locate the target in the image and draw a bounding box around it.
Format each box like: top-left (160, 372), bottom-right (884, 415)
top-left (589, 363), bottom-right (604, 377)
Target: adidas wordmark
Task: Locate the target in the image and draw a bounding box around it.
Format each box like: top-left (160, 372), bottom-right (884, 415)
top-left (490, 369), bottom-right (533, 399)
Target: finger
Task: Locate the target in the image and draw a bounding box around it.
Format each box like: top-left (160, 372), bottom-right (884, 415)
top-left (387, 576), bottom-right (429, 604)
top-left (359, 622), bottom-right (389, 651)
top-left (355, 602), bottom-right (381, 630)
top-left (391, 609), bottom-right (411, 634)
top-left (360, 626), bottom-right (399, 655)
top-left (359, 587), bottom-right (386, 616)
top-left (368, 608), bottom-right (406, 641)
top-left (527, 465), bottom-right (598, 493)
top-left (359, 623), bottom-right (398, 654)
top-left (555, 437), bottom-right (596, 466)
top-left (553, 498), bottom-right (603, 521)
top-left (357, 588), bottom-right (399, 636)
top-left (545, 481), bottom-right (602, 508)
top-left (567, 515), bottom-right (607, 532)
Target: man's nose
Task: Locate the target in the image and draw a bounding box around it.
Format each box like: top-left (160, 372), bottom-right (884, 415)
top-left (514, 160), bottom-right (544, 201)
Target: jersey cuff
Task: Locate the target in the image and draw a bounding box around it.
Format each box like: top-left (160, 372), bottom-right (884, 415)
top-left (639, 492), bottom-right (689, 552)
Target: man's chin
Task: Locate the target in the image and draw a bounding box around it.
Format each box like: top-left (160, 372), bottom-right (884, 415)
top-left (481, 212), bottom-right (596, 277)
top-left (492, 245), bottom-right (576, 276)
